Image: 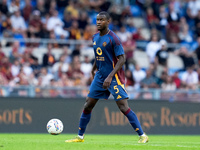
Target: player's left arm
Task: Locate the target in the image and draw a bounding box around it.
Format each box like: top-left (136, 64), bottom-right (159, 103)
top-left (103, 54), bottom-right (126, 89)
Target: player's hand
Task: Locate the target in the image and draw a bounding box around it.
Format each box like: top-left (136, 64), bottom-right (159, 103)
top-left (103, 76), bottom-right (112, 89)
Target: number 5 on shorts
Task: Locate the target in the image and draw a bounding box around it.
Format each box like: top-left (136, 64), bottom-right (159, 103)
top-left (114, 85), bottom-right (119, 94)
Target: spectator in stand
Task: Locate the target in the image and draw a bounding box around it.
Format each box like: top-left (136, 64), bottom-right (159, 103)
top-left (83, 25), bottom-right (94, 41)
top-left (67, 56), bottom-right (85, 86)
top-left (28, 10), bottom-right (42, 38)
top-left (22, 62), bottom-right (33, 76)
top-left (122, 36), bottom-right (136, 69)
top-left (69, 20), bottom-right (81, 40)
top-left (39, 67), bottom-right (54, 87)
top-left (9, 41), bottom-right (22, 63)
top-left (155, 39), bottom-right (169, 77)
top-left (52, 55), bottom-right (69, 80)
top-left (42, 43), bottom-right (55, 67)
top-left (65, 0), bottom-right (79, 20)
top-left (57, 73), bottom-right (74, 87)
top-left (126, 17), bottom-right (137, 33)
top-left (80, 55), bottom-right (92, 79)
top-left (0, 56), bottom-right (12, 81)
top-left (109, 5), bottom-right (122, 29)
top-left (125, 69), bottom-right (135, 87)
top-left (8, 0), bottom-right (19, 14)
top-left (140, 69), bottom-right (159, 89)
top-left (116, 26), bottom-right (131, 43)
top-left (172, 71), bottom-right (181, 88)
top-left (0, 0), bottom-right (9, 15)
top-left (167, 34), bottom-right (180, 51)
top-left (47, 10), bottom-right (69, 39)
top-left (157, 69), bottom-right (168, 87)
top-left (0, 45), bottom-right (6, 64)
top-left (28, 72), bottom-right (39, 86)
top-left (152, 0), bottom-right (164, 17)
top-left (158, 5), bottom-right (168, 37)
top-left (62, 46), bottom-right (72, 64)
top-left (22, 0), bottom-right (33, 22)
top-left (0, 72), bottom-right (8, 85)
top-left (174, 46), bottom-right (195, 70)
top-left (166, 2), bottom-right (180, 41)
top-left (132, 27), bottom-right (146, 41)
top-left (146, 33), bottom-right (161, 63)
top-left (16, 67), bottom-right (29, 85)
top-left (146, 7), bottom-right (159, 29)
top-left (11, 59), bottom-right (20, 77)
top-left (178, 18), bottom-right (193, 43)
top-left (194, 36), bottom-right (200, 66)
top-left (10, 9), bottom-right (27, 37)
top-left (39, 13), bottom-right (50, 38)
top-left (56, 0), bottom-right (68, 9)
top-left (161, 75), bottom-right (176, 91)
top-left (197, 68), bottom-right (200, 86)
top-left (48, 0), bottom-right (57, 15)
top-left (132, 64), bottom-right (146, 89)
top-left (194, 10), bottom-right (200, 37)
top-left (31, 57), bottom-right (41, 78)
top-left (181, 66), bottom-right (199, 90)
top-left (71, 44), bottom-right (81, 58)
top-left (78, 11), bottom-right (89, 31)
top-left (187, 0), bottom-right (200, 20)
top-left (121, 5), bottom-right (132, 19)
top-left (88, 0), bottom-right (111, 12)
top-left (35, 0), bottom-right (46, 17)
top-left (63, 12), bottom-right (72, 32)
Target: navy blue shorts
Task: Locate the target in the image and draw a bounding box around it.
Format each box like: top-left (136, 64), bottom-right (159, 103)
top-left (87, 73), bottom-right (129, 101)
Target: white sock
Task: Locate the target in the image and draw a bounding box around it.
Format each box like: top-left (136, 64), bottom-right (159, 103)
top-left (140, 133), bottom-right (146, 137)
top-left (78, 135), bottom-right (84, 139)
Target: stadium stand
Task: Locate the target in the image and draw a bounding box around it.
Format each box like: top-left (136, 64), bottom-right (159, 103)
top-left (0, 0), bottom-right (200, 100)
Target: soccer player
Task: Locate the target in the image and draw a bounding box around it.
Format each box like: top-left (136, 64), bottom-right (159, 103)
top-left (65, 11), bottom-right (149, 143)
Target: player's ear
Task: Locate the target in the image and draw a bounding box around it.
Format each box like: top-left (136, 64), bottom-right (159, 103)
top-left (107, 18), bottom-right (110, 24)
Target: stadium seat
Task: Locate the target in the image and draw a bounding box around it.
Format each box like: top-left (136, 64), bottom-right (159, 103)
top-left (140, 28), bottom-right (151, 40)
top-left (80, 47), bottom-right (94, 61)
top-left (133, 50), bottom-right (150, 69)
top-left (130, 5), bottom-right (142, 17)
top-left (167, 53), bottom-right (184, 70)
top-left (32, 48), bottom-right (65, 64)
top-left (132, 17), bottom-right (145, 28)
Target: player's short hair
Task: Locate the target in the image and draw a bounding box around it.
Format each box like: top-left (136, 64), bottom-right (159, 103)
top-left (98, 11), bottom-right (110, 20)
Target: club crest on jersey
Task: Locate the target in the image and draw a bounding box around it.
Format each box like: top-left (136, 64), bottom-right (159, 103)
top-left (93, 41), bottom-right (96, 45)
top-left (103, 42), bottom-right (107, 47)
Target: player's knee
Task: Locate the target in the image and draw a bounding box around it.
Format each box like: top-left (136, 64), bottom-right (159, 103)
top-left (83, 103), bottom-right (91, 112)
top-left (116, 99), bottom-right (129, 114)
top-left (83, 97), bottom-right (95, 112)
top-left (118, 104), bottom-right (128, 114)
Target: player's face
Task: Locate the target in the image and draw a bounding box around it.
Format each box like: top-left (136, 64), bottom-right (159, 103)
top-left (96, 15), bottom-right (109, 31)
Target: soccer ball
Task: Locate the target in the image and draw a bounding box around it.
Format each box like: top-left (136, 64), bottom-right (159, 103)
top-left (46, 119), bottom-right (64, 135)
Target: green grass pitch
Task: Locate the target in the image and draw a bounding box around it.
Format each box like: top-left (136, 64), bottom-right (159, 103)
top-left (0, 134), bottom-right (200, 150)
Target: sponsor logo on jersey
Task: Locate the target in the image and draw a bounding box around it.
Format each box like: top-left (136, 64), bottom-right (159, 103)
top-left (103, 42), bottom-right (107, 47)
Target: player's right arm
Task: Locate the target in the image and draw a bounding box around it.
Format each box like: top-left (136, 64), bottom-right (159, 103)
top-left (91, 59), bottom-right (97, 79)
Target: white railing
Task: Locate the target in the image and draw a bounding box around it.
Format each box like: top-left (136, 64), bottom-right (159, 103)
top-left (0, 86), bottom-right (199, 102)
top-left (0, 38), bottom-right (183, 49)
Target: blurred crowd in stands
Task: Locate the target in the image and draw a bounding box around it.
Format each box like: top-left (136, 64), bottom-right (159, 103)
top-left (0, 0), bottom-right (200, 91)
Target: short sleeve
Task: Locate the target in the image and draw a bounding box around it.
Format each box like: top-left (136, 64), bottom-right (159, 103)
top-left (111, 34), bottom-right (125, 57)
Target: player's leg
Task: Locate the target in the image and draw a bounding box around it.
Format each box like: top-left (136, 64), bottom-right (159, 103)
top-left (66, 74), bottom-right (109, 143)
top-left (78, 97), bottom-right (98, 137)
top-left (65, 97), bottom-right (98, 143)
top-left (116, 99), bottom-right (144, 135)
top-left (116, 99), bottom-right (149, 143)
